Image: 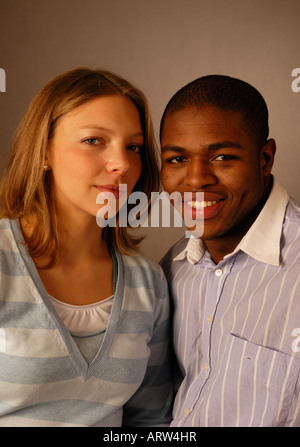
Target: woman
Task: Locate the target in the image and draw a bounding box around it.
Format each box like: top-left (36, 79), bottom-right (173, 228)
top-left (0, 68), bottom-right (172, 426)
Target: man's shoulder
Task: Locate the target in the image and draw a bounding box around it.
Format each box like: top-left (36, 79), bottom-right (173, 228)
top-left (284, 198), bottom-right (300, 238)
top-left (285, 197), bottom-right (300, 223)
top-left (282, 197), bottom-right (300, 255)
top-left (160, 236), bottom-right (188, 275)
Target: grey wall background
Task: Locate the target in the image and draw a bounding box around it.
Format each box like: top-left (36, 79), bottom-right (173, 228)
top-left (1, 0), bottom-right (299, 261)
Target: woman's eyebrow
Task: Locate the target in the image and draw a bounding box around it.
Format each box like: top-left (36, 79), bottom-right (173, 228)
top-left (79, 125), bottom-right (144, 139)
top-left (79, 125), bottom-right (110, 131)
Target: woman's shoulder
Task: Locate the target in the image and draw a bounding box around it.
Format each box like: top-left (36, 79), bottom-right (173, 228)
top-left (0, 217), bottom-right (12, 229)
top-left (118, 249), bottom-right (169, 306)
top-left (0, 218), bottom-right (16, 249)
top-left (0, 219), bottom-right (27, 276)
top-left (120, 248), bottom-right (164, 275)
top-left (117, 248), bottom-right (168, 294)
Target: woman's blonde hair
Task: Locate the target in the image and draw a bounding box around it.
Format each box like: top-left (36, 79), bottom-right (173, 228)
top-left (0, 68), bottom-right (160, 265)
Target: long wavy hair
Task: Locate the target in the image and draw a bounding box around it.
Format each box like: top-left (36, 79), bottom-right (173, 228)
top-left (0, 68), bottom-right (160, 266)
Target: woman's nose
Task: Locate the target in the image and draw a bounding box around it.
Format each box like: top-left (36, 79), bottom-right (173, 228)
top-left (105, 146), bottom-right (130, 175)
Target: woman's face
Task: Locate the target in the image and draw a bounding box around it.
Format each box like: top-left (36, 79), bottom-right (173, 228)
top-left (47, 95), bottom-right (143, 224)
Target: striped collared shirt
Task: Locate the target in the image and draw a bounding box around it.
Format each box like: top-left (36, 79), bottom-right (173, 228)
top-left (161, 179), bottom-right (300, 427)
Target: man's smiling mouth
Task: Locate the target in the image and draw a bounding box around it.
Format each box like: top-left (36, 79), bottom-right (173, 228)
top-left (187, 200), bottom-right (220, 209)
top-left (182, 196), bottom-right (225, 222)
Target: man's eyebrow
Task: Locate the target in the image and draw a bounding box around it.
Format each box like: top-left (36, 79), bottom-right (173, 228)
top-left (205, 141), bottom-right (243, 151)
top-left (161, 141), bottom-right (243, 152)
top-left (161, 146), bottom-right (185, 153)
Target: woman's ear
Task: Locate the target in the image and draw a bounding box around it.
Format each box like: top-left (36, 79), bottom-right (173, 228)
top-left (43, 155), bottom-right (51, 171)
top-left (44, 142), bottom-right (52, 171)
top-left (261, 138), bottom-right (276, 176)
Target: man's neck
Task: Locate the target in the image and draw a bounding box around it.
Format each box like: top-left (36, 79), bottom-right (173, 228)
top-left (203, 231), bottom-right (247, 264)
top-left (203, 178), bottom-right (273, 264)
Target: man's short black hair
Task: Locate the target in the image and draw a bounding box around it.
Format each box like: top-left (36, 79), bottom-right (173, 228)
top-left (160, 75), bottom-right (269, 147)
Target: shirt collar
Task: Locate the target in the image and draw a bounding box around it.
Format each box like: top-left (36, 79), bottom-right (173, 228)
top-left (173, 234), bottom-right (205, 264)
top-left (233, 179), bottom-right (289, 266)
top-left (173, 179), bottom-right (289, 266)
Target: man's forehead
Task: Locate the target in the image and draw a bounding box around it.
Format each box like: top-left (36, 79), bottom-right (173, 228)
top-left (166, 105), bottom-right (243, 121)
top-left (161, 106), bottom-right (245, 137)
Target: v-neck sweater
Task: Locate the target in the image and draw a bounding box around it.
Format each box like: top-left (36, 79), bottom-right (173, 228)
top-left (0, 219), bottom-right (172, 427)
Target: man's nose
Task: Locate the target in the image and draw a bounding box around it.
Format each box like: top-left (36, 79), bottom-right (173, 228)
top-left (184, 158), bottom-right (217, 189)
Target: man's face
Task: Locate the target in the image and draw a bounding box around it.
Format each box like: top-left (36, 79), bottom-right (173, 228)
top-left (160, 106), bottom-right (275, 244)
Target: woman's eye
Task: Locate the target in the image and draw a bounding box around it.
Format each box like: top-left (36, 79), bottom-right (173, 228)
top-left (128, 145), bottom-right (143, 153)
top-left (83, 138), bottom-right (101, 145)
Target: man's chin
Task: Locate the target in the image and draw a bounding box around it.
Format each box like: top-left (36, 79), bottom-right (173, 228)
top-left (184, 222), bottom-right (204, 238)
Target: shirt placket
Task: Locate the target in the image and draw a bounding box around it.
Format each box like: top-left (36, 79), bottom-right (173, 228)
top-left (181, 257), bottom-right (233, 424)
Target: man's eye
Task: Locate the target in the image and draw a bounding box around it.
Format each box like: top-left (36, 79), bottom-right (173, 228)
top-left (212, 154), bottom-right (236, 162)
top-left (167, 156), bottom-right (186, 164)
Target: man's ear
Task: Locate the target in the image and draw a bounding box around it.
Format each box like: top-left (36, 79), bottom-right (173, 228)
top-left (261, 138), bottom-right (276, 176)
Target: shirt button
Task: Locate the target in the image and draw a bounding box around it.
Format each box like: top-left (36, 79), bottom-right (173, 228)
top-left (204, 363), bottom-right (210, 372)
top-left (184, 407), bottom-right (190, 415)
top-left (206, 315), bottom-right (212, 323)
top-left (215, 268), bottom-right (223, 276)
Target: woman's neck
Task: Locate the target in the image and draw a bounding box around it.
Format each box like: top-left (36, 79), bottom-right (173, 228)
top-left (21, 214), bottom-right (114, 305)
top-left (21, 212), bottom-right (109, 267)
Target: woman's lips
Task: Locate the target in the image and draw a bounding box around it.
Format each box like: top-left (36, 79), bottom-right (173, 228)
top-left (94, 184), bottom-right (126, 200)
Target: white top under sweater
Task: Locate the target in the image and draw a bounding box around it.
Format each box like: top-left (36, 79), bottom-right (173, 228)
top-left (49, 295), bottom-right (114, 334)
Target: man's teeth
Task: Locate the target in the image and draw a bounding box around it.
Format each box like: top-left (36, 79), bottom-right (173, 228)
top-left (187, 200), bottom-right (218, 209)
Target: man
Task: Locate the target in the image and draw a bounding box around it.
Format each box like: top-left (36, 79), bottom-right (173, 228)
top-left (160, 75), bottom-right (300, 427)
